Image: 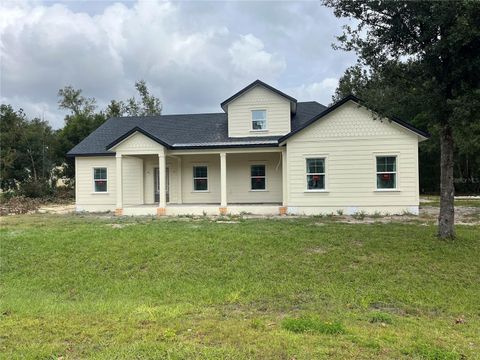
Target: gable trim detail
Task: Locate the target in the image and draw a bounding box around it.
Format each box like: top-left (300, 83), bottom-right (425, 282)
top-left (106, 126), bottom-right (172, 151)
top-left (221, 80), bottom-right (297, 112)
top-left (278, 95), bottom-right (430, 143)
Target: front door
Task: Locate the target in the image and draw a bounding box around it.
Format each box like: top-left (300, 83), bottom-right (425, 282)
top-left (154, 167), bottom-right (169, 203)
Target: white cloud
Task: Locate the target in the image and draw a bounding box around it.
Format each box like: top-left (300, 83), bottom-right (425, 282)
top-left (288, 78), bottom-right (339, 105)
top-left (229, 34), bottom-right (286, 82)
top-left (0, 1), bottom-right (355, 128)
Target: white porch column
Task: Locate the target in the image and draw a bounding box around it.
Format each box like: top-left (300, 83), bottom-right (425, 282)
top-left (280, 149), bottom-right (288, 214)
top-left (158, 152), bottom-right (167, 214)
top-left (177, 157), bottom-right (182, 204)
top-left (115, 154), bottom-right (123, 215)
top-left (220, 152), bottom-right (227, 213)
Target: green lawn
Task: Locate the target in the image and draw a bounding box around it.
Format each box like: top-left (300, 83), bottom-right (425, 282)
top-left (1, 214), bottom-right (479, 359)
top-left (421, 196), bottom-right (480, 208)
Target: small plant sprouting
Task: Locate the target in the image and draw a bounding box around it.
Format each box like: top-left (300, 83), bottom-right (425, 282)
top-left (352, 211), bottom-right (366, 220)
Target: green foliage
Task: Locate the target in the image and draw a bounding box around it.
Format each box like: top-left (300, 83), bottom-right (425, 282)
top-left (0, 104), bottom-right (58, 194)
top-left (105, 80), bottom-right (162, 117)
top-left (55, 112), bottom-right (106, 179)
top-left (282, 317), bottom-right (346, 335)
top-left (1, 80), bottom-right (163, 190)
top-left (1, 216), bottom-right (479, 358)
top-left (57, 85), bottom-right (97, 116)
top-left (324, 0), bottom-right (480, 237)
top-left (333, 62), bottom-right (480, 194)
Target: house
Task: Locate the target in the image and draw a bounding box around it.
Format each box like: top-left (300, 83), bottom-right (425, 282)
top-left (67, 80), bottom-right (429, 216)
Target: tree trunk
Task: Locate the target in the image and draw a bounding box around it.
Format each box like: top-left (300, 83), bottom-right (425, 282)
top-left (438, 124), bottom-right (455, 239)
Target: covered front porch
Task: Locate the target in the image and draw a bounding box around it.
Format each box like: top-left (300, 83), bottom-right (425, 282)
top-left (114, 148), bottom-right (288, 216)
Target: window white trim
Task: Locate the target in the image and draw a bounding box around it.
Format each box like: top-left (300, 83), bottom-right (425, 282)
top-left (250, 164), bottom-right (267, 191)
top-left (92, 167), bottom-right (108, 193)
top-left (251, 109), bottom-right (267, 131)
top-left (374, 154), bottom-right (399, 191)
top-left (304, 156), bottom-right (328, 192)
top-left (192, 164), bottom-right (209, 192)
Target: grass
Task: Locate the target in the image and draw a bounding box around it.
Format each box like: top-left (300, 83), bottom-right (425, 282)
top-left (1, 214), bottom-right (479, 359)
top-left (282, 317), bottom-right (346, 334)
top-left (421, 195), bottom-right (480, 208)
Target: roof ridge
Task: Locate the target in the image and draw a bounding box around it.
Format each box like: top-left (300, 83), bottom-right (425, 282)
top-left (111, 112), bottom-right (225, 120)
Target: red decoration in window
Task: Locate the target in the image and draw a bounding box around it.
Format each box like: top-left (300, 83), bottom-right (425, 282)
top-left (312, 175), bottom-right (320, 181)
top-left (382, 174), bottom-right (391, 180)
top-left (255, 178), bottom-right (262, 183)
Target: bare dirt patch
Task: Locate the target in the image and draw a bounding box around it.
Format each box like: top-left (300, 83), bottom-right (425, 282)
top-left (37, 204), bottom-right (75, 214)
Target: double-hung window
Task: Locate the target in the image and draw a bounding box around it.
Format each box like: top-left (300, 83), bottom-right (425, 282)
top-left (306, 158), bottom-right (325, 190)
top-left (251, 165), bottom-right (266, 190)
top-left (376, 156), bottom-right (397, 189)
top-left (93, 167), bottom-right (108, 192)
top-left (193, 166), bottom-right (208, 191)
top-left (251, 110), bottom-right (267, 130)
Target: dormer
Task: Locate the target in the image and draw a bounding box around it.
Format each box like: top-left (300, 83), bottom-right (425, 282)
top-left (221, 80), bottom-right (297, 138)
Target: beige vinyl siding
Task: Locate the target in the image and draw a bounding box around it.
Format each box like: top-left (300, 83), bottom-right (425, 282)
top-left (113, 132), bottom-right (164, 154)
top-left (143, 156), bottom-right (156, 204)
top-left (228, 85), bottom-right (291, 137)
top-left (181, 154), bottom-right (221, 203)
top-left (177, 152), bottom-right (282, 204)
top-left (75, 157), bottom-right (116, 208)
top-left (286, 101), bottom-right (420, 209)
top-left (226, 153), bottom-right (282, 203)
top-left (122, 156), bottom-right (143, 205)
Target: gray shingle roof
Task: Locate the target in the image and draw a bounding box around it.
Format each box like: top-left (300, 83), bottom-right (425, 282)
top-left (67, 101), bottom-right (327, 156)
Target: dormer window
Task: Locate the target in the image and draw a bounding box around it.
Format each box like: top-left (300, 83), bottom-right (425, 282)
top-left (252, 110), bottom-right (267, 131)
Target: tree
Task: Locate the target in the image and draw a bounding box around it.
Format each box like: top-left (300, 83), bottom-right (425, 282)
top-left (334, 63), bottom-right (480, 195)
top-left (105, 80), bottom-right (162, 118)
top-left (324, 0), bottom-right (480, 239)
top-left (105, 100), bottom-right (124, 118)
top-left (58, 86), bottom-right (96, 116)
top-left (55, 86), bottom-right (107, 180)
top-left (55, 81), bottom-right (162, 180)
top-left (0, 104), bottom-right (57, 195)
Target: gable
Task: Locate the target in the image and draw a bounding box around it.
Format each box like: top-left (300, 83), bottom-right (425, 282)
top-left (229, 85), bottom-right (291, 109)
top-left (227, 85), bottom-right (292, 137)
top-left (221, 80), bottom-right (296, 112)
top-left (286, 101), bottom-right (420, 142)
top-left (110, 131), bottom-right (165, 153)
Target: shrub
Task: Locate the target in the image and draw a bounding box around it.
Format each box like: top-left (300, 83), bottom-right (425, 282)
top-left (282, 316), bottom-right (345, 335)
top-left (19, 180), bottom-right (53, 198)
top-left (0, 196), bottom-right (43, 216)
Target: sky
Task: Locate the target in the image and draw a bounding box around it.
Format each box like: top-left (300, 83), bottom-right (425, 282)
top-left (0, 0), bottom-right (357, 129)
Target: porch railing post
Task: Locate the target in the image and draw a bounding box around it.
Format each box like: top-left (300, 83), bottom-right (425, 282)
top-left (115, 153), bottom-right (123, 216)
top-left (157, 151), bottom-right (167, 215)
top-left (220, 152), bottom-right (227, 214)
top-left (280, 149), bottom-right (288, 215)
